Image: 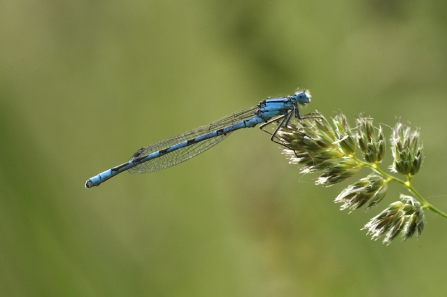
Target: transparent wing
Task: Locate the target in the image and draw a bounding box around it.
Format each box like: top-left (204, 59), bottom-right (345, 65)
top-left (128, 105), bottom-right (259, 174)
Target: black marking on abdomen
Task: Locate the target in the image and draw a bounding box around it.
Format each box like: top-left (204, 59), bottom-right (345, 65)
top-left (112, 163), bottom-right (129, 172)
top-left (159, 148), bottom-right (169, 156)
top-left (187, 139), bottom-right (197, 145)
top-left (216, 129), bottom-right (225, 136)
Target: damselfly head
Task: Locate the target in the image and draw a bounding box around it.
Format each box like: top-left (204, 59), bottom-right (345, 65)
top-left (294, 90), bottom-right (311, 105)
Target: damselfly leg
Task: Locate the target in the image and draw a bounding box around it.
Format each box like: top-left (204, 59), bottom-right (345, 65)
top-left (260, 112), bottom-right (321, 150)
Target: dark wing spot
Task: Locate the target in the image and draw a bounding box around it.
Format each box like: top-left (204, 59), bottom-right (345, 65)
top-left (132, 147), bottom-right (145, 158)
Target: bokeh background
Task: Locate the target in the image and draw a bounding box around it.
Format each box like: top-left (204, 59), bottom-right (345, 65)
top-left (2, 1), bottom-right (447, 296)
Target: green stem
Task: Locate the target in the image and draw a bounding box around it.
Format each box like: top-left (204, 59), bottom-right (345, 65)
top-left (350, 155), bottom-right (447, 219)
top-left (407, 184), bottom-right (447, 218)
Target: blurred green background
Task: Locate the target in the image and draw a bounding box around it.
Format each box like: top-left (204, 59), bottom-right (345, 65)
top-left (2, 0), bottom-right (447, 296)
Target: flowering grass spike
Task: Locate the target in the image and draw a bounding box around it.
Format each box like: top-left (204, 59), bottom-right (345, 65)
top-left (390, 120), bottom-right (423, 175)
top-left (276, 112), bottom-right (446, 244)
top-left (363, 194), bottom-right (425, 245)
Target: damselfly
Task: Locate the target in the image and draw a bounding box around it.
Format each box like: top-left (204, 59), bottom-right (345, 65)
top-left (85, 90), bottom-right (311, 188)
